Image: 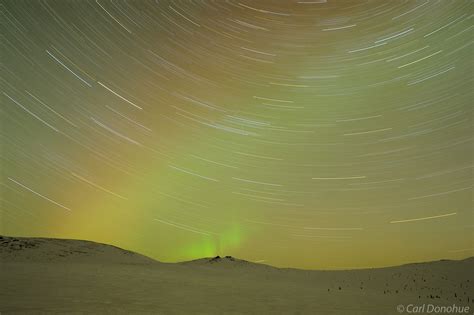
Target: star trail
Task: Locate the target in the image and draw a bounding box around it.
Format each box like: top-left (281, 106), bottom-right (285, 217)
top-left (2, 0), bottom-right (472, 269)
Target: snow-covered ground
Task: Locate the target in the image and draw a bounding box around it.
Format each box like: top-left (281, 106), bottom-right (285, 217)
top-left (1, 236), bottom-right (472, 314)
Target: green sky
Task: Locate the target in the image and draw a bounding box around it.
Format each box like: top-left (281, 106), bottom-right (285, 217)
top-left (2, 0), bottom-right (472, 269)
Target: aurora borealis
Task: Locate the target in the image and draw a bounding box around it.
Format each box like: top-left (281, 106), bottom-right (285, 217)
top-left (1, 0), bottom-right (472, 269)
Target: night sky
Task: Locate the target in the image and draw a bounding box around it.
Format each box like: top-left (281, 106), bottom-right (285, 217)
top-left (2, 0), bottom-right (472, 269)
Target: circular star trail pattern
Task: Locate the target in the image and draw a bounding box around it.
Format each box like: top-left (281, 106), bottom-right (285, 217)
top-left (2, 0), bottom-right (472, 269)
